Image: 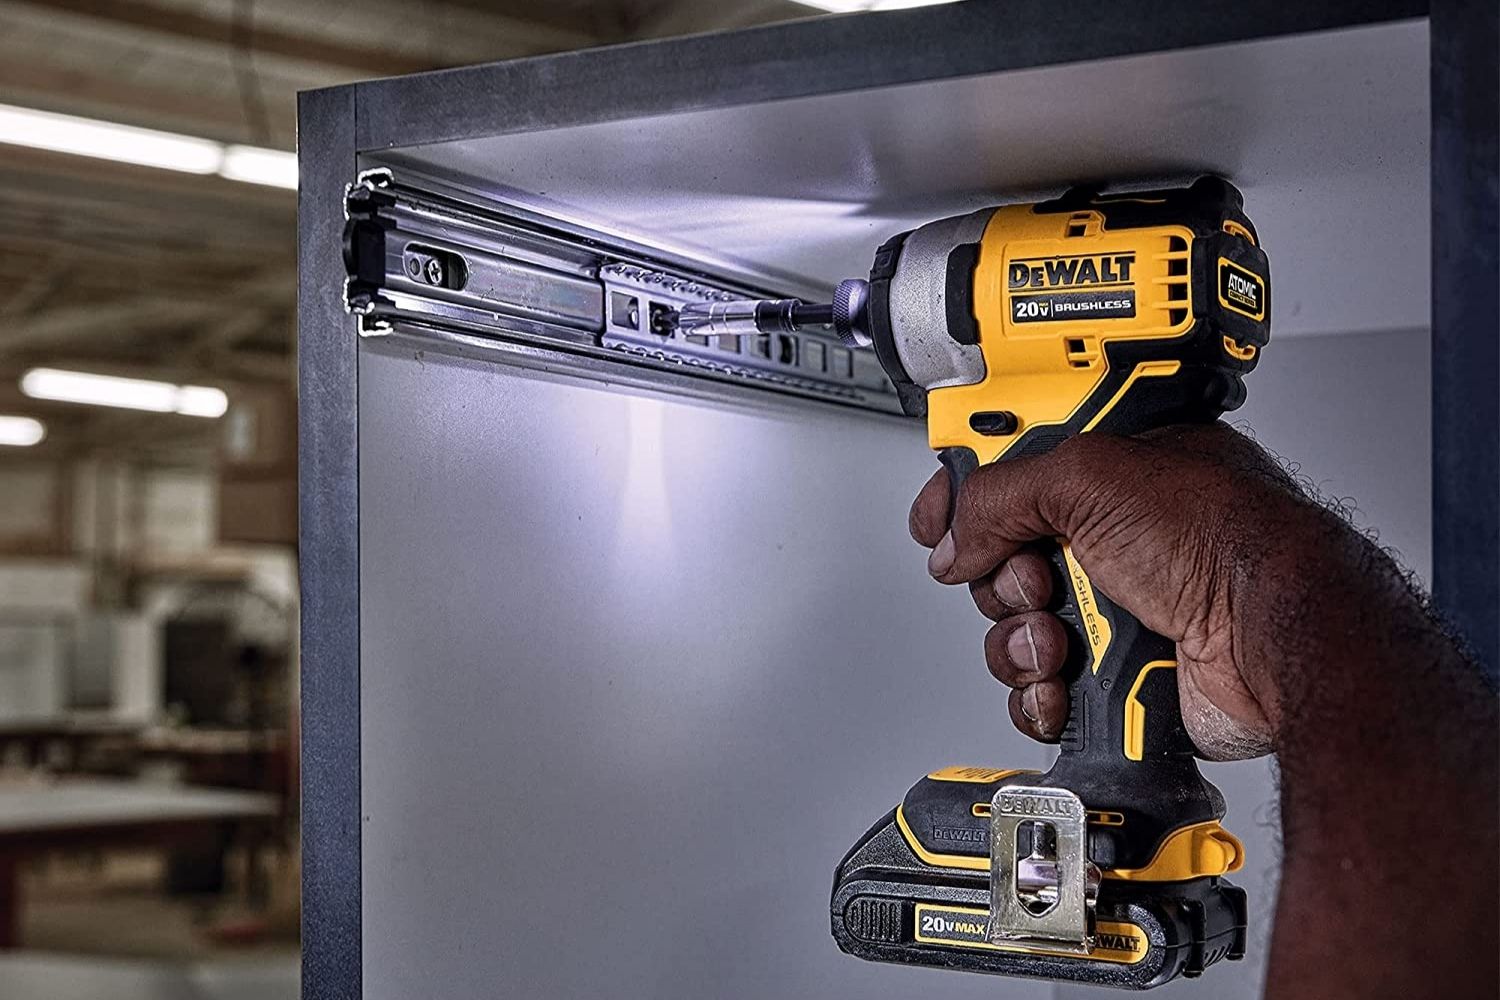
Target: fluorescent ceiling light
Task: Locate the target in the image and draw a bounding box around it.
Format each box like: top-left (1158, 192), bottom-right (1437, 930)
top-left (0, 415), bottom-right (46, 447)
top-left (174, 385), bottom-right (233, 418)
top-left (20, 368), bottom-right (228, 419)
top-left (0, 103), bottom-right (221, 173)
top-left (0, 103), bottom-right (296, 190)
top-left (220, 144), bottom-right (298, 189)
top-left (796, 0), bottom-right (963, 10)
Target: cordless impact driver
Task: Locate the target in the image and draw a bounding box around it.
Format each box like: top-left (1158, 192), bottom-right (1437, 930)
top-left (678, 176), bottom-right (1272, 990)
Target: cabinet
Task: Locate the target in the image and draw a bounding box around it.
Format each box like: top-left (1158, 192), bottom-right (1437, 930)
top-left (297, 4), bottom-right (1496, 997)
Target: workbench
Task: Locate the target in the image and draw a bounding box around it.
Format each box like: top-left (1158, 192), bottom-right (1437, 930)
top-left (0, 716), bottom-right (142, 770)
top-left (0, 951), bottom-right (296, 1000)
top-left (0, 780), bottom-right (277, 949)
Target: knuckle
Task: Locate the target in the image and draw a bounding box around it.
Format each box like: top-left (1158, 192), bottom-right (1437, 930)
top-left (1032, 613), bottom-right (1067, 662)
top-left (959, 461), bottom-right (1013, 518)
top-left (970, 577), bottom-right (1006, 621)
top-left (983, 620), bottom-right (1012, 665)
top-left (1046, 435), bottom-right (1150, 536)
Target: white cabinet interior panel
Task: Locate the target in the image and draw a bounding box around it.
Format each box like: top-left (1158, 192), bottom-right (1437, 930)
top-left (356, 324), bottom-right (1431, 1000)
top-left (357, 337), bottom-right (1054, 999)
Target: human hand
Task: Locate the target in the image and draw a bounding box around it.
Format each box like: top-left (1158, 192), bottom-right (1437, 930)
top-left (908, 422), bottom-right (1315, 760)
top-left (908, 421), bottom-right (1496, 998)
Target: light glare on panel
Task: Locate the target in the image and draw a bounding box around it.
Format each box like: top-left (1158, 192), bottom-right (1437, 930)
top-left (0, 415), bottom-right (45, 447)
top-left (20, 368), bottom-right (228, 419)
top-left (0, 103), bottom-right (295, 189)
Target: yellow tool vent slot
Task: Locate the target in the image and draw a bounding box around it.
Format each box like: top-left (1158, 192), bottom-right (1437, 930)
top-left (1064, 336), bottom-right (1101, 369)
top-left (1065, 211), bottom-right (1103, 238)
top-left (1154, 235), bottom-right (1191, 328)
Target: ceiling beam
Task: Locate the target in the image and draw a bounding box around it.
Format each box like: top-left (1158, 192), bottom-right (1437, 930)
top-left (630, 0), bottom-right (815, 38)
top-left (1, 288), bottom-right (285, 354)
top-left (1, 0), bottom-right (610, 79)
top-left (211, 349), bottom-right (293, 382)
top-left (0, 145), bottom-right (297, 218)
top-left (0, 272), bottom-right (299, 354)
top-left (0, 257), bottom-right (290, 309)
top-left (179, 308), bottom-right (292, 370)
top-left (0, 351), bottom-right (288, 393)
top-left (0, 51), bottom-right (288, 146)
top-left (0, 269), bottom-right (66, 320)
top-left (0, 299), bottom-right (221, 352)
top-left (0, 231), bottom-right (287, 277)
top-left (426, 0), bottom-right (616, 38)
top-left (1, 0), bottom-right (441, 76)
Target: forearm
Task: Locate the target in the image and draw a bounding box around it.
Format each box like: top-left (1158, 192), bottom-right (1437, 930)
top-left (1238, 505), bottom-right (1498, 998)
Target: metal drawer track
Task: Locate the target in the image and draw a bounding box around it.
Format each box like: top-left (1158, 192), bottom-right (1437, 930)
top-left (342, 168), bottom-right (900, 414)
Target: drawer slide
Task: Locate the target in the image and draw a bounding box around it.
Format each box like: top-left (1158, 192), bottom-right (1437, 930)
top-left (342, 169), bottom-right (899, 414)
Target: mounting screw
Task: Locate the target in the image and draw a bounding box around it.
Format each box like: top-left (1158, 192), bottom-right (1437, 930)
top-left (424, 258), bottom-right (445, 285)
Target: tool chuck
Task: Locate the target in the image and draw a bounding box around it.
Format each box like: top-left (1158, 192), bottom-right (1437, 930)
top-left (674, 278), bottom-right (872, 350)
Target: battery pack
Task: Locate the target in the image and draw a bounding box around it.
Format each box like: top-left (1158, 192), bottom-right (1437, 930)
top-left (831, 779), bottom-right (1248, 990)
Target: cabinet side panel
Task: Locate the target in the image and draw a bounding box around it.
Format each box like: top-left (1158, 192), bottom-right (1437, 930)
top-left (1432, 0), bottom-right (1499, 673)
top-left (298, 85), bottom-right (362, 1000)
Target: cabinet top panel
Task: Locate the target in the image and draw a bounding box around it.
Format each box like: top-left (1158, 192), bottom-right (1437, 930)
top-left (335, 0), bottom-right (1425, 152)
top-left (363, 18), bottom-right (1427, 338)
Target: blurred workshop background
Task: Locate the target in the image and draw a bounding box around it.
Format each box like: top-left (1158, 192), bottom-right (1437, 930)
top-left (0, 1), bottom-right (927, 996)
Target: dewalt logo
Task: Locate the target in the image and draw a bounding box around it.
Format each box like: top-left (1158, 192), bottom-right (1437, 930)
top-left (1097, 932), bottom-right (1143, 954)
top-left (996, 791), bottom-right (1078, 818)
top-left (1009, 253), bottom-right (1136, 290)
top-left (931, 825), bottom-right (987, 845)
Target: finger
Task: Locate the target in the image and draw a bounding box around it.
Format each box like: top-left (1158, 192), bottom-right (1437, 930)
top-left (933, 435), bottom-right (1127, 584)
top-left (908, 467), bottom-right (951, 548)
top-left (970, 549), bottom-right (1055, 620)
top-left (985, 612), bottom-right (1067, 687)
top-left (1007, 679), bottom-right (1068, 742)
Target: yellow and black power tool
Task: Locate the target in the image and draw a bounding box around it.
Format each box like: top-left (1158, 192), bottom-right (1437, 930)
top-left (678, 176), bottom-right (1271, 989)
